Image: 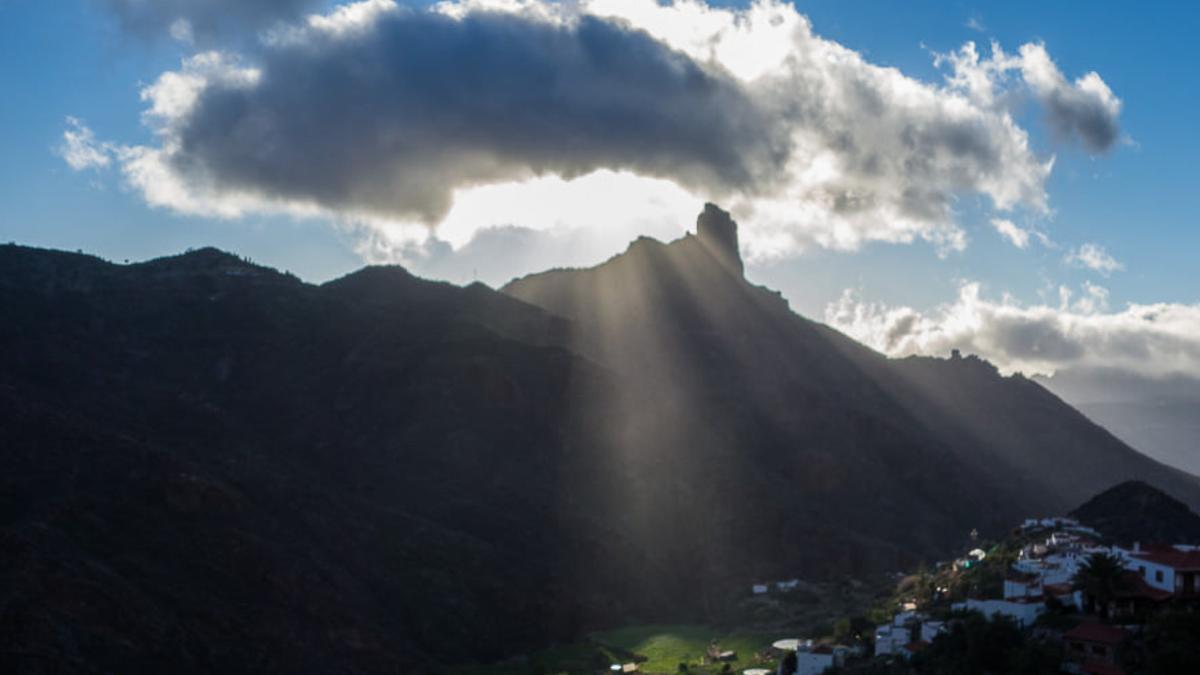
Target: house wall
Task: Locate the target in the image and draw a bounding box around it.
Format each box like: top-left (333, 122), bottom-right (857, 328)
top-left (873, 626), bottom-right (896, 656)
top-left (874, 625), bottom-right (911, 657)
top-left (796, 651), bottom-right (834, 675)
top-left (1128, 559), bottom-right (1175, 592)
top-left (1003, 579), bottom-right (1041, 599)
top-left (952, 599), bottom-right (1044, 627)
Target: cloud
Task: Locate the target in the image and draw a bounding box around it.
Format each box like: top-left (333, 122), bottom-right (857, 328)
top-left (1019, 44), bottom-right (1122, 153)
top-left (353, 169), bottom-right (698, 285)
top-left (990, 218), bottom-right (1030, 248)
top-left (1065, 242), bottom-right (1123, 275)
top-left (143, 6), bottom-right (784, 226)
top-left (102, 0), bottom-right (321, 43)
top-left (71, 0), bottom-right (1123, 269)
top-left (937, 41), bottom-right (1122, 154)
top-left (826, 282), bottom-right (1200, 379)
top-left (57, 117), bottom-right (114, 170)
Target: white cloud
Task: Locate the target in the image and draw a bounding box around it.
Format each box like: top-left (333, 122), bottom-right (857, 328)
top-left (358, 170), bottom-right (700, 285)
top-left (1065, 242), bottom-right (1123, 275)
top-left (57, 118), bottom-right (113, 171)
top-left (74, 0), bottom-right (1123, 271)
top-left (168, 19), bottom-right (195, 44)
top-left (990, 218), bottom-right (1030, 249)
top-left (354, 170), bottom-right (697, 271)
top-left (826, 282), bottom-right (1200, 379)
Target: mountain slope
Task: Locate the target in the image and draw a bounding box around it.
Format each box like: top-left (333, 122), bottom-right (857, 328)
top-left (504, 208), bottom-right (1022, 582)
top-left (0, 245), bottom-right (654, 672)
top-left (504, 204), bottom-right (1200, 531)
top-left (3, 207), bottom-right (1199, 672)
top-left (1070, 480), bottom-right (1200, 546)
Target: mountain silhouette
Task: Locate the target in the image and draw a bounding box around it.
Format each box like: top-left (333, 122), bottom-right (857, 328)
top-left (2, 207), bottom-right (1198, 672)
top-left (1071, 480), bottom-right (1200, 546)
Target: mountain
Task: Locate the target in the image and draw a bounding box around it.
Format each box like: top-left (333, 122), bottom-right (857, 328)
top-left (0, 246), bottom-right (644, 672)
top-left (1036, 368), bottom-right (1200, 476)
top-left (1070, 480), bottom-right (1200, 546)
top-left (2, 207), bottom-right (1199, 672)
top-left (504, 205), bottom-right (1200, 523)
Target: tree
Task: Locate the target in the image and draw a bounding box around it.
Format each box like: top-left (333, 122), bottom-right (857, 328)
top-left (779, 651), bottom-right (797, 675)
top-left (1143, 609), bottom-right (1200, 675)
top-left (911, 612), bottom-right (1059, 675)
top-left (1072, 552), bottom-right (1130, 621)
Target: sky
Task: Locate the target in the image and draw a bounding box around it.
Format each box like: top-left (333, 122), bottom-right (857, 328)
top-left (4, 0), bottom-right (1200, 391)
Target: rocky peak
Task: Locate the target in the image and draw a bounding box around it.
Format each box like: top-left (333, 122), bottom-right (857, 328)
top-left (695, 203), bottom-right (743, 275)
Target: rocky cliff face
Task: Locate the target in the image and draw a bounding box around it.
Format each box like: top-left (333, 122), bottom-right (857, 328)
top-left (695, 202), bottom-right (743, 275)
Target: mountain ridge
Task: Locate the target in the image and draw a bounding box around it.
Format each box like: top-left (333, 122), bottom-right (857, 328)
top-left (2, 209), bottom-right (1199, 671)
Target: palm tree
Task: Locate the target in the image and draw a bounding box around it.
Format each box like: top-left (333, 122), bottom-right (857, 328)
top-left (1073, 552), bottom-right (1131, 621)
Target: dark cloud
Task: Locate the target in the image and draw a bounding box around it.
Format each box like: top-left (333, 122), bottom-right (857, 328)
top-left (87, 2), bottom-right (1113, 258)
top-left (937, 42), bottom-right (1123, 155)
top-left (102, 0), bottom-right (320, 42)
top-left (1042, 85), bottom-right (1122, 153)
top-left (165, 9), bottom-right (788, 223)
top-left (1016, 45), bottom-right (1123, 154)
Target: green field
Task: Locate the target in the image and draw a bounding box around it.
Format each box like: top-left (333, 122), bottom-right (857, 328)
top-left (449, 624), bottom-right (783, 675)
top-left (590, 624), bottom-right (781, 673)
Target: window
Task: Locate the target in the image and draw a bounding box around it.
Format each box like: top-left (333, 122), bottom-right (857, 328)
top-left (1092, 645), bottom-right (1107, 656)
top-left (1156, 570), bottom-right (1164, 583)
top-left (1072, 642), bottom-right (1085, 653)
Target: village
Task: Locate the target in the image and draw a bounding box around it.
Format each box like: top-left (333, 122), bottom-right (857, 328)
top-left (455, 505), bottom-right (1200, 675)
top-left (753, 514), bottom-right (1200, 675)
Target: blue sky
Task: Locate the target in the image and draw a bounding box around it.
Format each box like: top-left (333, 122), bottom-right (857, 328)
top-left (3, 0), bottom-right (1199, 382)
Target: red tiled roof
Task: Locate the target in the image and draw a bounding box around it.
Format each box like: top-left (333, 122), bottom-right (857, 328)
top-left (1064, 623), bottom-right (1130, 645)
top-left (811, 644), bottom-right (833, 654)
top-left (1044, 583), bottom-right (1074, 596)
top-left (1113, 572), bottom-right (1173, 601)
top-left (1130, 548), bottom-right (1200, 570)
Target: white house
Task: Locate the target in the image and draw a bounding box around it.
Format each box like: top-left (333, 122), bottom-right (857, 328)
top-left (952, 598), bottom-right (1044, 627)
top-left (795, 643), bottom-right (835, 675)
top-left (874, 612), bottom-right (946, 658)
top-left (1127, 546), bottom-right (1200, 596)
top-left (1003, 574), bottom-right (1042, 600)
top-left (873, 624), bottom-right (909, 657)
top-left (919, 620), bottom-right (945, 643)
